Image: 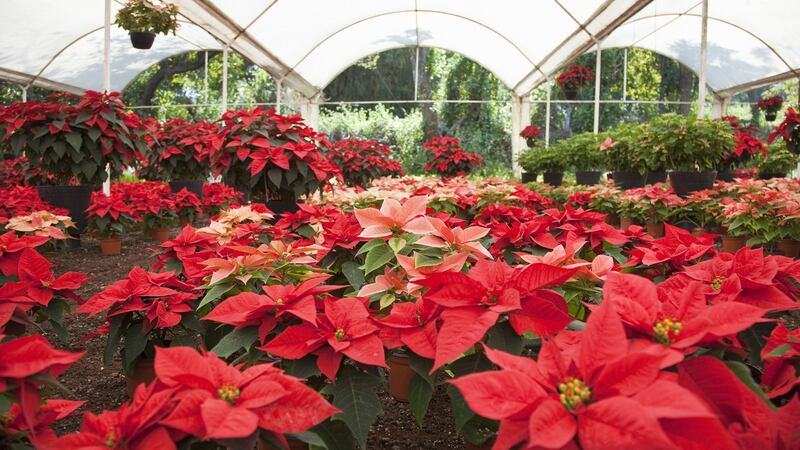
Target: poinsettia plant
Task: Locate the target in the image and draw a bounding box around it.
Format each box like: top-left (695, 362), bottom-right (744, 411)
top-left (148, 118), bottom-right (215, 181)
top-left (556, 65), bottom-right (593, 90)
top-left (328, 138), bottom-right (405, 187)
top-left (0, 91), bottom-right (148, 185)
top-left (769, 106), bottom-right (800, 154)
top-left (77, 267), bottom-right (200, 373)
top-left (0, 237), bottom-right (87, 338)
top-left (423, 136), bottom-right (483, 177)
top-left (114, 0), bottom-right (179, 35)
top-left (211, 107), bottom-right (341, 201)
top-left (85, 191), bottom-right (138, 239)
top-left (757, 95), bottom-right (783, 113)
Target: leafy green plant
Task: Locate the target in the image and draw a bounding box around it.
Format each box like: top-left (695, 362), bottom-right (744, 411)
top-left (640, 114), bottom-right (733, 172)
top-left (757, 141), bottom-right (798, 175)
top-left (518, 143), bottom-right (565, 173)
top-left (555, 132), bottom-right (605, 171)
top-left (115, 0), bottom-right (179, 35)
top-left (602, 123), bottom-right (651, 173)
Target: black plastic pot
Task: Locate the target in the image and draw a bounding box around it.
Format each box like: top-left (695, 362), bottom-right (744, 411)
top-left (542, 172), bottom-right (564, 186)
top-left (37, 185), bottom-right (94, 249)
top-left (612, 171), bottom-right (645, 190)
top-left (575, 171), bottom-right (602, 185)
top-left (129, 31), bottom-right (156, 49)
top-left (169, 180), bottom-right (204, 198)
top-left (644, 171), bottom-right (667, 184)
top-left (525, 138), bottom-right (536, 148)
top-left (564, 88), bottom-right (578, 100)
top-left (716, 170), bottom-right (734, 182)
top-left (765, 111), bottom-right (778, 122)
top-left (266, 199), bottom-right (300, 217)
top-left (521, 172), bottom-right (537, 183)
top-left (758, 172), bottom-right (786, 180)
top-left (669, 171), bottom-right (717, 197)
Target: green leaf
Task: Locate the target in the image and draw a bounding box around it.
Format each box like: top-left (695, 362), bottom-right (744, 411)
top-left (724, 361), bottom-right (776, 410)
top-left (52, 140), bottom-right (66, 158)
top-left (378, 293), bottom-right (395, 309)
top-left (103, 315), bottom-right (125, 365)
top-left (448, 352), bottom-right (493, 378)
top-left (65, 132), bottom-right (83, 152)
top-left (363, 242), bottom-right (394, 275)
top-left (341, 261), bottom-right (365, 291)
top-left (123, 322), bottom-right (148, 373)
top-left (267, 167), bottom-right (283, 187)
top-left (485, 321), bottom-right (523, 355)
top-left (197, 282), bottom-right (234, 309)
top-left (447, 384), bottom-right (474, 432)
top-left (388, 237), bottom-right (406, 254)
top-left (284, 355), bottom-right (320, 379)
top-left (414, 252), bottom-right (443, 268)
top-left (87, 127), bottom-right (102, 142)
top-left (330, 366), bottom-right (382, 449)
top-left (409, 374), bottom-right (433, 426)
top-left (356, 238), bottom-right (385, 256)
top-left (408, 352), bottom-right (435, 387)
top-left (0, 393), bottom-right (12, 418)
top-left (210, 326), bottom-right (258, 358)
top-left (311, 420), bottom-right (355, 450)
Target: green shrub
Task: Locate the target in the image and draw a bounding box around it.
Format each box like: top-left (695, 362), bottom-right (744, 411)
top-left (602, 123), bottom-right (650, 173)
top-left (518, 144), bottom-right (566, 173)
top-left (640, 114), bottom-right (732, 172)
top-left (554, 132), bottom-right (605, 171)
top-left (758, 141), bottom-right (799, 174)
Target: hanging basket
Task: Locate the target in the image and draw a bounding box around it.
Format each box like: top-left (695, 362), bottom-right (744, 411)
top-left (764, 111), bottom-right (778, 122)
top-left (564, 88), bottom-right (578, 100)
top-left (129, 31), bottom-right (156, 49)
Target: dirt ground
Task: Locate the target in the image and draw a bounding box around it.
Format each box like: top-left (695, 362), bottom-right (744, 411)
top-left (44, 231), bottom-right (466, 449)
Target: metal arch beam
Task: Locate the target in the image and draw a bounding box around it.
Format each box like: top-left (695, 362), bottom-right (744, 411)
top-left (715, 70), bottom-right (800, 98)
top-left (170, 0), bottom-right (318, 97)
top-left (0, 67), bottom-right (85, 95)
top-left (515, 0), bottom-right (653, 96)
top-left (285, 8), bottom-right (546, 95)
top-left (612, 13), bottom-right (800, 88)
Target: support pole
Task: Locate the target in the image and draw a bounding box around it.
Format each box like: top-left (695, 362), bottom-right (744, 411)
top-left (414, 47), bottom-right (420, 101)
top-left (21, 86), bottom-right (27, 102)
top-left (593, 42), bottom-right (602, 134)
top-left (221, 47), bottom-right (228, 112)
top-left (203, 51), bottom-right (208, 104)
top-left (102, 0), bottom-right (111, 197)
top-left (276, 79), bottom-right (283, 114)
top-left (697, 0), bottom-right (709, 117)
top-left (622, 48), bottom-right (628, 101)
top-left (511, 94), bottom-right (531, 178)
top-left (545, 80), bottom-right (552, 147)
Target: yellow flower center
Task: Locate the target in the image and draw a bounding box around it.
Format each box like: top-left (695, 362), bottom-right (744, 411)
top-left (105, 430), bottom-right (118, 448)
top-left (334, 328), bottom-right (346, 341)
top-left (275, 297), bottom-right (284, 305)
top-left (218, 384), bottom-right (241, 404)
top-left (558, 377), bottom-right (591, 410)
top-left (653, 317), bottom-right (683, 344)
top-left (711, 275), bottom-right (725, 291)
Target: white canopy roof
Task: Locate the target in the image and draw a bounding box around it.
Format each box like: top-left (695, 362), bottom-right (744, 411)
top-left (1, 1), bottom-right (797, 99)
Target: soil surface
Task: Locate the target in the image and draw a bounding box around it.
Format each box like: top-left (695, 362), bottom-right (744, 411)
top-left (42, 231), bottom-right (465, 449)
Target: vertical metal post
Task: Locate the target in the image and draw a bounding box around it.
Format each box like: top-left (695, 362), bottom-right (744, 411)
top-left (545, 80), bottom-right (552, 147)
top-left (21, 86), bottom-right (27, 102)
top-left (622, 47), bottom-right (628, 101)
top-left (697, 0), bottom-right (709, 117)
top-left (203, 51), bottom-right (208, 104)
top-left (413, 47), bottom-right (420, 101)
top-left (221, 47), bottom-right (228, 111)
top-left (102, 0), bottom-right (112, 197)
top-left (276, 79), bottom-right (283, 114)
top-left (593, 42), bottom-right (602, 134)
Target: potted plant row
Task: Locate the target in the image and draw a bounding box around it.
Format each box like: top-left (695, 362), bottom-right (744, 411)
top-left (557, 131), bottom-right (605, 185)
top-left (518, 143), bottom-right (565, 186)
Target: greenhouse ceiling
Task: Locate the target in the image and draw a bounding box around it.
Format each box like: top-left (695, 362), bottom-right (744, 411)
top-left (1, 0), bottom-right (798, 99)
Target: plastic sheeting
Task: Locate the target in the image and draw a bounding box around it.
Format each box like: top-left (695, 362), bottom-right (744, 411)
top-left (1, 1), bottom-right (797, 98)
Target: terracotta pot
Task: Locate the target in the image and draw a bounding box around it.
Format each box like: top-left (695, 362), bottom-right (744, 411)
top-left (604, 213), bottom-right (620, 228)
top-left (388, 352), bottom-right (415, 402)
top-left (619, 217), bottom-right (636, 230)
top-left (257, 438), bottom-right (308, 450)
top-left (691, 227), bottom-right (709, 237)
top-left (150, 228), bottom-right (170, 242)
top-left (721, 235), bottom-right (749, 253)
top-left (777, 239), bottom-right (800, 258)
top-left (179, 216), bottom-right (192, 227)
top-left (99, 236), bottom-right (122, 256)
top-left (646, 222), bottom-right (665, 238)
top-left (125, 359), bottom-right (156, 398)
